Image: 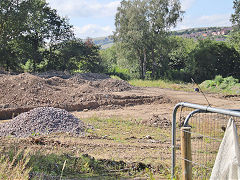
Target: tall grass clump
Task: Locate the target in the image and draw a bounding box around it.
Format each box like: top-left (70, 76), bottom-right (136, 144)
top-left (0, 146), bottom-right (131, 179)
top-left (0, 149), bottom-right (31, 179)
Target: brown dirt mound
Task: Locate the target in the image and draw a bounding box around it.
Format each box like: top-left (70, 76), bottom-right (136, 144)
top-left (142, 114), bottom-right (171, 128)
top-left (0, 73), bottom-right (136, 109)
top-left (0, 72), bottom-right (173, 120)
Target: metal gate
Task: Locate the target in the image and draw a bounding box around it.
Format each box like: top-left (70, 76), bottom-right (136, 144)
top-left (171, 102), bottom-right (240, 179)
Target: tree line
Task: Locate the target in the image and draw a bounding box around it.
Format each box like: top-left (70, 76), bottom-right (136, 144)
top-left (0, 0), bottom-right (103, 73)
top-left (1, 0), bottom-right (240, 83)
top-left (100, 0), bottom-right (240, 83)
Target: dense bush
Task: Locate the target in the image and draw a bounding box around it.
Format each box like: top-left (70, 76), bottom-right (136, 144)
top-left (201, 75), bottom-right (240, 93)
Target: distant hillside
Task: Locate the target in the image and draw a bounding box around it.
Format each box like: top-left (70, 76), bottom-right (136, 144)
top-left (92, 26), bottom-right (233, 49)
top-left (92, 36), bottom-right (114, 49)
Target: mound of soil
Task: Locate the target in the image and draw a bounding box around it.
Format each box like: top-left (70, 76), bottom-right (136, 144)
top-left (0, 107), bottom-right (85, 137)
top-left (0, 72), bottom-right (174, 120)
top-left (0, 72), bottom-right (136, 109)
top-left (142, 114), bottom-right (171, 128)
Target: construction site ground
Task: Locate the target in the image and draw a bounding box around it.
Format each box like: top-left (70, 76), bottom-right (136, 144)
top-left (0, 72), bottom-right (239, 179)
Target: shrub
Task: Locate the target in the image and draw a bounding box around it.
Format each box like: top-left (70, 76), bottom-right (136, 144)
top-left (201, 75), bottom-right (240, 93)
top-left (106, 66), bottom-right (131, 80)
top-left (214, 75), bottom-right (224, 86)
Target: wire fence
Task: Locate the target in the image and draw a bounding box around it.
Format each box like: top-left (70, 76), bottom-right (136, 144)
top-left (172, 102), bottom-right (240, 179)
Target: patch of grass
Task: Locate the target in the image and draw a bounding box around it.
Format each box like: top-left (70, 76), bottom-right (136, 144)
top-left (29, 153), bottom-right (127, 178)
top-left (0, 148), bottom-right (31, 179)
top-left (0, 147), bottom-right (137, 179)
top-left (83, 116), bottom-right (170, 143)
top-left (129, 79), bottom-right (192, 91)
top-left (129, 76), bottom-right (240, 95)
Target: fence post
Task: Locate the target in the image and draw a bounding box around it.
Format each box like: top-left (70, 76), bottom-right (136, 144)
top-left (181, 127), bottom-right (192, 180)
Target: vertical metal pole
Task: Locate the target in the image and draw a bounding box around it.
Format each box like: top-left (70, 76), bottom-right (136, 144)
top-left (172, 104), bottom-right (180, 179)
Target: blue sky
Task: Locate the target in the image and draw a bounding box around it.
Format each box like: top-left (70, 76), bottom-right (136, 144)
top-left (46, 0), bottom-right (234, 39)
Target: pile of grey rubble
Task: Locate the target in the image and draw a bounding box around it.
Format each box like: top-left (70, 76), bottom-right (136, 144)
top-left (0, 107), bottom-right (85, 138)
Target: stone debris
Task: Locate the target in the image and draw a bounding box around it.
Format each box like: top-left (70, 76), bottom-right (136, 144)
top-left (0, 107), bottom-right (86, 137)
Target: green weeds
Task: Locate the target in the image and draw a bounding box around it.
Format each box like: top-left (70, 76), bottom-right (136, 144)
top-left (201, 75), bottom-right (240, 94)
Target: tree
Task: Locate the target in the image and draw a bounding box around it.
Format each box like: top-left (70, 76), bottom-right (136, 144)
top-left (231, 0), bottom-right (240, 28)
top-left (114, 0), bottom-right (149, 79)
top-left (100, 42), bottom-right (140, 79)
top-left (168, 36), bottom-right (196, 70)
top-left (147, 0), bottom-right (183, 79)
top-left (100, 44), bottom-right (118, 71)
top-left (227, 31), bottom-right (240, 52)
top-left (21, 0), bottom-right (74, 72)
top-left (0, 0), bottom-right (74, 72)
top-left (0, 0), bottom-right (29, 71)
top-left (50, 38), bottom-right (103, 72)
top-left (114, 0), bottom-right (183, 79)
top-left (187, 39), bottom-right (240, 82)
top-left (230, 0), bottom-right (240, 52)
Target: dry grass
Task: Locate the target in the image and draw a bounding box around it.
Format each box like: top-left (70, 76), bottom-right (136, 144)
top-left (0, 149), bottom-right (31, 179)
top-left (129, 79), bottom-right (193, 91)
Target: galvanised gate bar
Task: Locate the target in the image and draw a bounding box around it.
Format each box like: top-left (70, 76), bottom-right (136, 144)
top-left (172, 102), bottom-right (240, 179)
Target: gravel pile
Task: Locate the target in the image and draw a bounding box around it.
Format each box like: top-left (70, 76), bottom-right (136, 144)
top-left (0, 107), bottom-right (86, 137)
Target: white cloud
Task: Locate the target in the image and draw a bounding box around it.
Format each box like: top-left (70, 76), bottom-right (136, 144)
top-left (74, 24), bottom-right (114, 39)
top-left (197, 14), bottom-right (231, 27)
top-left (46, 0), bottom-right (120, 18)
top-left (180, 0), bottom-right (196, 11)
top-left (175, 13), bottom-right (231, 30)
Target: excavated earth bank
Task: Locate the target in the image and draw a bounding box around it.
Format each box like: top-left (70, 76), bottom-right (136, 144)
top-left (0, 72), bottom-right (171, 119)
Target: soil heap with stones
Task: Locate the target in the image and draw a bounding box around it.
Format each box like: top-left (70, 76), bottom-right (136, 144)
top-left (0, 72), bottom-right (134, 109)
top-left (0, 72), bottom-right (171, 119)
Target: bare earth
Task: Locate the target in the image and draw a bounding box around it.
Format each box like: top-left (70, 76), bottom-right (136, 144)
top-left (73, 87), bottom-right (240, 122)
top-left (0, 72), bottom-right (240, 178)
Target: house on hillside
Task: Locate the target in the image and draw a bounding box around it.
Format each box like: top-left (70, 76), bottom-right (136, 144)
top-left (212, 27), bottom-right (232, 36)
top-left (221, 27), bottom-right (232, 35)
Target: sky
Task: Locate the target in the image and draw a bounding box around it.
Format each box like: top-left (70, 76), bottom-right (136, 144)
top-left (46, 0), bottom-right (235, 39)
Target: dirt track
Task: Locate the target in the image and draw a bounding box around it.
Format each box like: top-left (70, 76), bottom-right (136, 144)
top-left (72, 87), bottom-right (240, 123)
